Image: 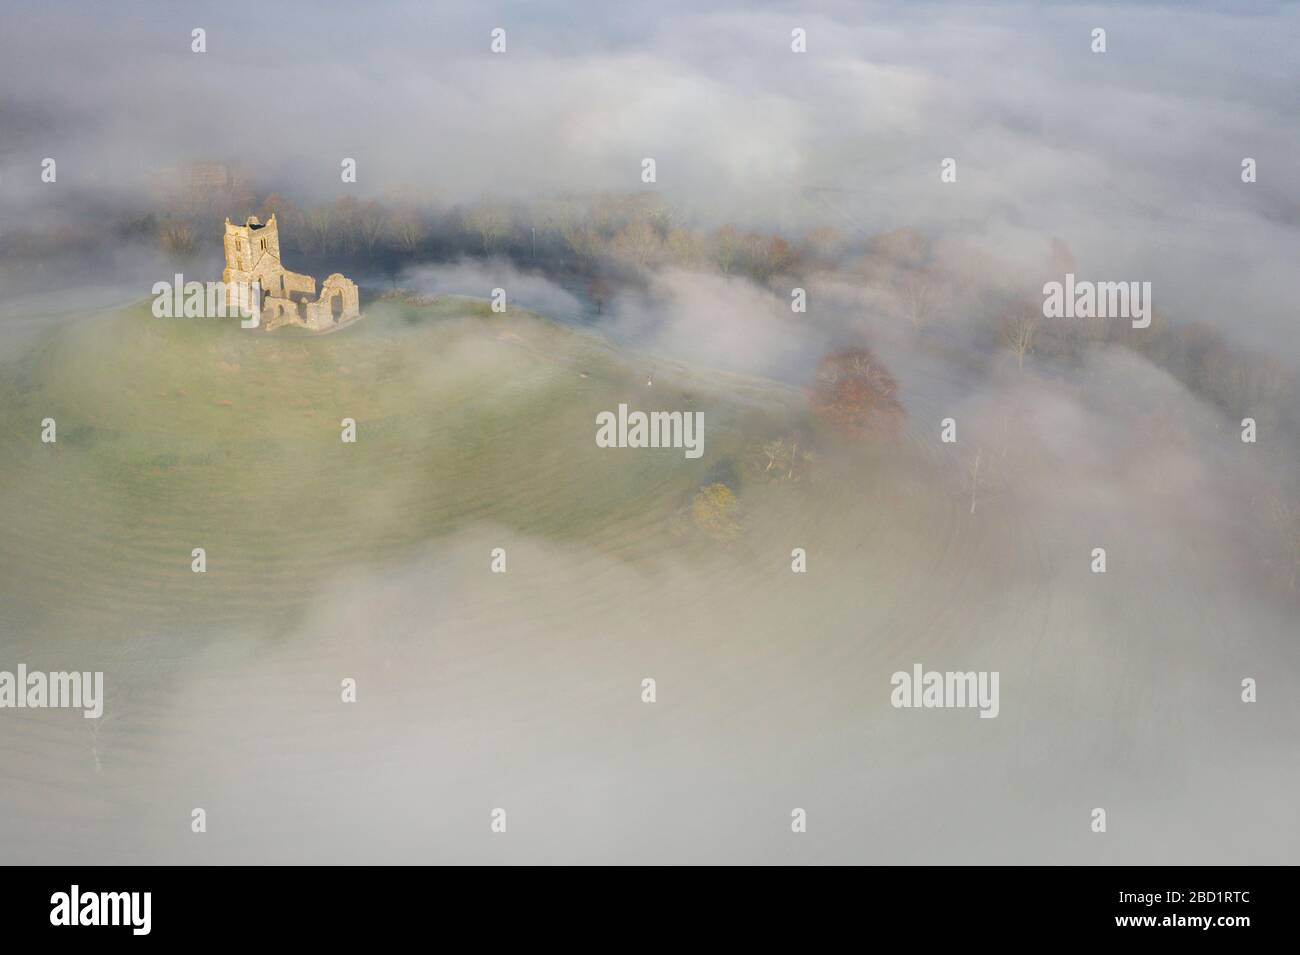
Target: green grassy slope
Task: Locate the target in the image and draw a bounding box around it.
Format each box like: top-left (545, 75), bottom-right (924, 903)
top-left (0, 299), bottom-right (811, 635)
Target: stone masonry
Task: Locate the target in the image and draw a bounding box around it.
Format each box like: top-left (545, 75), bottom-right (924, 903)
top-left (222, 214), bottom-right (360, 331)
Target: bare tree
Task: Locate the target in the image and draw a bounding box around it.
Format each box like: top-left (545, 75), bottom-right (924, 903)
top-left (664, 228), bottom-right (704, 268)
top-left (712, 225), bottom-right (740, 274)
top-left (1002, 305), bottom-right (1040, 372)
top-left (555, 208), bottom-right (603, 266)
top-left (83, 709), bottom-right (116, 774)
top-left (465, 204), bottom-right (513, 254)
top-left (158, 219), bottom-right (197, 257)
top-left (745, 233), bottom-right (796, 283)
top-left (389, 208), bottom-right (427, 255)
top-left (962, 447), bottom-right (1000, 515)
top-left (757, 437), bottom-right (813, 481)
top-left (802, 226), bottom-right (847, 266)
top-left (257, 193), bottom-right (300, 234)
top-left (760, 438), bottom-right (788, 473)
top-left (332, 197), bottom-right (363, 254)
top-left (870, 227), bottom-right (928, 268)
top-left (357, 201), bottom-right (386, 254)
top-left (613, 220), bottom-right (662, 268)
top-left (302, 206), bottom-right (335, 254)
top-left (645, 200), bottom-right (679, 236)
top-left (897, 267), bottom-right (936, 331)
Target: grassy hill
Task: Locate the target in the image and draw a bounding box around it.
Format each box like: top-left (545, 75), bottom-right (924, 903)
top-left (0, 297), bottom-right (822, 636)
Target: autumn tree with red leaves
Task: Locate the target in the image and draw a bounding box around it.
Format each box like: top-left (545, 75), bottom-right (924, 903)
top-left (808, 347), bottom-right (904, 438)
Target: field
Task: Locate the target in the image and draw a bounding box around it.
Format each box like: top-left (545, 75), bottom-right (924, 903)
top-left (0, 301), bottom-right (1294, 864)
top-left (0, 299), bottom-right (808, 631)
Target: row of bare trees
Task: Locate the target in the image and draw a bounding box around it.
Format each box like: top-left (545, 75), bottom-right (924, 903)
top-left (149, 172), bottom-right (817, 287)
top-left (995, 292), bottom-right (1294, 429)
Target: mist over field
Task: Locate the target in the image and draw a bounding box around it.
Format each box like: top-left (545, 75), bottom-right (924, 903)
top-left (1, 1), bottom-right (1298, 864)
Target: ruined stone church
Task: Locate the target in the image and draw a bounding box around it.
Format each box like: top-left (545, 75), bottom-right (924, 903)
top-left (222, 214), bottom-right (360, 331)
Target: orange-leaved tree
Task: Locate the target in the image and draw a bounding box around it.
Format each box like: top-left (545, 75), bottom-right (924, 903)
top-left (808, 347), bottom-right (904, 438)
